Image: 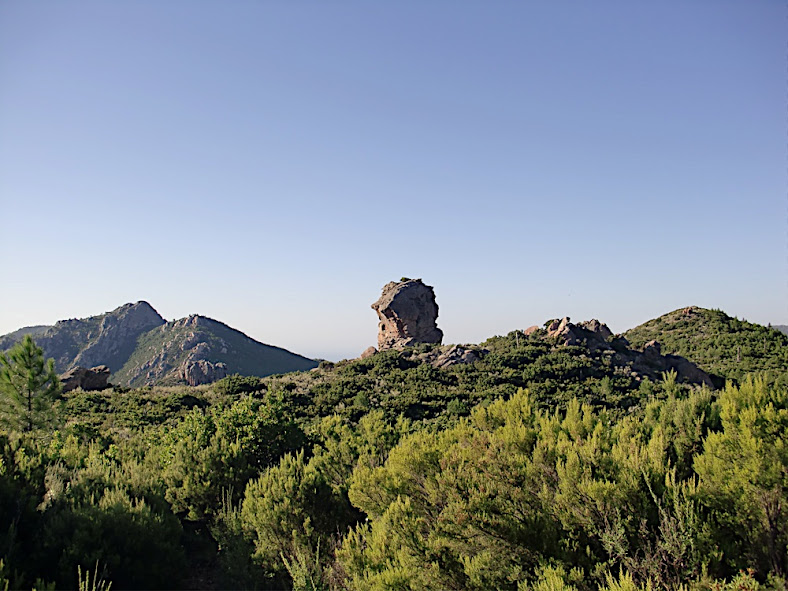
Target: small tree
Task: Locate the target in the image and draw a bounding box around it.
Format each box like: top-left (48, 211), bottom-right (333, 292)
top-left (0, 335), bottom-right (60, 432)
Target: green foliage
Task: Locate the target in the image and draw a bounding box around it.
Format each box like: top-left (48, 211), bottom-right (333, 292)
top-left (213, 373), bottom-right (265, 396)
top-left (694, 378), bottom-right (788, 577)
top-left (0, 336), bottom-right (60, 433)
top-left (2, 313), bottom-right (787, 589)
top-left (162, 395), bottom-right (305, 520)
top-left (625, 308), bottom-right (788, 387)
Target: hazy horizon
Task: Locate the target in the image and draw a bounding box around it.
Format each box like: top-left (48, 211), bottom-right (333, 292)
top-left (1, 2), bottom-right (785, 361)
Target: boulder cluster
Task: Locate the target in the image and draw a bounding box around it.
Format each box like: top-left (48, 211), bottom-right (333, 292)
top-left (528, 316), bottom-right (713, 387)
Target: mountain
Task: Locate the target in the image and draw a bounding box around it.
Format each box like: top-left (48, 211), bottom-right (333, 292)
top-left (624, 306), bottom-right (788, 386)
top-left (0, 325), bottom-right (52, 350)
top-left (112, 314), bottom-right (318, 387)
top-left (0, 302), bottom-right (318, 387)
top-left (775, 325), bottom-right (788, 336)
top-left (0, 302), bottom-right (166, 373)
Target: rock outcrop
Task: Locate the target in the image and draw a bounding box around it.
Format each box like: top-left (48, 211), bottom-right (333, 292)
top-left (360, 346), bottom-right (378, 359)
top-left (546, 317), bottom-right (614, 350)
top-left (425, 345), bottom-right (487, 369)
top-left (60, 365), bottom-right (111, 393)
top-left (542, 316), bottom-right (714, 387)
top-left (372, 279), bottom-right (443, 350)
top-left (181, 359), bottom-right (228, 386)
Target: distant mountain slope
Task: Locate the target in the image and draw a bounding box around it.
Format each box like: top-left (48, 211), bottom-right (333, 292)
top-left (0, 302), bottom-right (166, 373)
top-left (112, 314), bottom-right (318, 387)
top-left (0, 325), bottom-right (51, 351)
top-left (775, 325), bottom-right (788, 336)
top-left (624, 306), bottom-right (788, 385)
top-left (0, 303), bottom-right (318, 387)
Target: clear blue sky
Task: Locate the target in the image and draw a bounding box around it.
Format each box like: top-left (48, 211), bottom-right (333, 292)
top-left (1, 1), bottom-right (785, 361)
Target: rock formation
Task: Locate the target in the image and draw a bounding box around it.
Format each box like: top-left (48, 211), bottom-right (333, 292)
top-left (426, 345), bottom-right (487, 369)
top-left (372, 279), bottom-right (443, 350)
top-left (360, 346), bottom-right (378, 359)
top-left (181, 359), bottom-right (228, 386)
top-left (542, 316), bottom-right (714, 387)
top-left (60, 365), bottom-right (111, 393)
top-left (546, 317), bottom-right (613, 350)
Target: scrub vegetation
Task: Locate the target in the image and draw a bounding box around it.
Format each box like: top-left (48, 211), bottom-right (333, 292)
top-left (0, 309), bottom-right (786, 590)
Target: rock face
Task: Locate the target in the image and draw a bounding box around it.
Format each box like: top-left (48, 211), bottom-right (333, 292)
top-left (546, 317), bottom-right (614, 349)
top-left (181, 359), bottom-right (228, 386)
top-left (60, 365), bottom-right (111, 393)
top-left (372, 279), bottom-right (443, 350)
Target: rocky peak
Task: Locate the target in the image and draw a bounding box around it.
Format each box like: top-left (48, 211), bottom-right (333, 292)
top-left (72, 302), bottom-right (166, 371)
top-left (372, 279), bottom-right (443, 350)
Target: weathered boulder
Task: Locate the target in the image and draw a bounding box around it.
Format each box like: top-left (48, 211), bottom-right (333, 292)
top-left (181, 359), bottom-right (228, 386)
top-left (60, 365), bottom-right (111, 392)
top-left (360, 346), bottom-right (378, 359)
top-left (371, 279), bottom-right (443, 350)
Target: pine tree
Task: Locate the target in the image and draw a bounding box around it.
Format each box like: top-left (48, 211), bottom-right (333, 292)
top-left (0, 335), bottom-right (60, 432)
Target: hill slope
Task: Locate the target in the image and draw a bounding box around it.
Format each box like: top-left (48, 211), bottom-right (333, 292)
top-left (112, 314), bottom-right (318, 387)
top-left (0, 303), bottom-right (318, 387)
top-left (624, 306), bottom-right (788, 386)
top-left (0, 302), bottom-right (166, 373)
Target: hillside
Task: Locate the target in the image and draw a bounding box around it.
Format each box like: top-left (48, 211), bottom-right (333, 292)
top-left (2, 302), bottom-right (787, 590)
top-left (0, 325), bottom-right (51, 350)
top-left (112, 314), bottom-right (318, 387)
top-left (0, 302), bottom-right (166, 373)
top-left (0, 302), bottom-right (318, 387)
top-left (775, 324), bottom-right (788, 336)
top-left (624, 306), bottom-right (788, 386)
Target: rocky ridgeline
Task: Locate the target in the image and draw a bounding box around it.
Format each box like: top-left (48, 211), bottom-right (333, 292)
top-left (529, 316), bottom-right (714, 387)
top-left (1, 304), bottom-right (317, 388)
top-left (23, 301), bottom-right (166, 374)
top-left (111, 313), bottom-right (317, 387)
top-left (362, 279), bottom-right (713, 387)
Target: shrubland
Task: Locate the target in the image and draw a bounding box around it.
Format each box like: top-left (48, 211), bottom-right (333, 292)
top-left (0, 322), bottom-right (786, 590)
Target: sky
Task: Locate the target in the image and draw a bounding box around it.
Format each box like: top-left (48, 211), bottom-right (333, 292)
top-left (0, 1), bottom-right (785, 361)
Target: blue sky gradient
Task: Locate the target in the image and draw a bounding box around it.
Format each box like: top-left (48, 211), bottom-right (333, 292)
top-left (1, 1), bottom-right (785, 360)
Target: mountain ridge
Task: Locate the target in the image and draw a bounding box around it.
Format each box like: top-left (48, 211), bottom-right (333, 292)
top-left (0, 302), bottom-right (318, 386)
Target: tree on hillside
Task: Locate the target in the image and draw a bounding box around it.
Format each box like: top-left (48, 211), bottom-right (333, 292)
top-left (0, 335), bottom-right (60, 432)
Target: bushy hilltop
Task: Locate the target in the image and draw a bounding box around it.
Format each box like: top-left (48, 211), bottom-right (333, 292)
top-left (624, 306), bottom-right (788, 387)
top-left (0, 302), bottom-right (318, 386)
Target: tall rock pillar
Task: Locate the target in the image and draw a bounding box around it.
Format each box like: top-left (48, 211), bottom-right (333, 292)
top-left (371, 279), bottom-right (443, 350)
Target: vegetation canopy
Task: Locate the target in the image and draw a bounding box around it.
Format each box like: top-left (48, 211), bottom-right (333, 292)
top-left (0, 311), bottom-right (785, 590)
